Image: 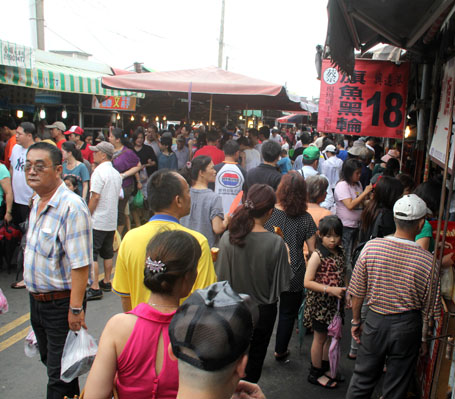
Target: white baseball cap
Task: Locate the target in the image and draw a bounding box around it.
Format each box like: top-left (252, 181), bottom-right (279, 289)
top-left (323, 144), bottom-right (337, 153)
top-left (393, 194), bottom-right (431, 220)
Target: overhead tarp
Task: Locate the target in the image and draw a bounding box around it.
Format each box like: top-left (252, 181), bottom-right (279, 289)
top-left (102, 66), bottom-right (306, 111)
top-left (326, 0), bottom-right (455, 75)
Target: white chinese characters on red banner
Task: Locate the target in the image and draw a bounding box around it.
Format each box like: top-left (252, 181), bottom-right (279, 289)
top-left (317, 59), bottom-right (410, 138)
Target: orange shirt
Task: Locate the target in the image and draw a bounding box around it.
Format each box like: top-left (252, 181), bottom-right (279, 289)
top-left (3, 135), bottom-right (16, 168)
top-left (56, 138), bottom-right (66, 150)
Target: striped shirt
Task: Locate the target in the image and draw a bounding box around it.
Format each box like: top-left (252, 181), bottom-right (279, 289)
top-left (348, 236), bottom-right (440, 317)
top-left (24, 182), bottom-right (93, 293)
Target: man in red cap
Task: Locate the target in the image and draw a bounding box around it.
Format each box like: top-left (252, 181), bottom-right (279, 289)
top-left (65, 126), bottom-right (93, 163)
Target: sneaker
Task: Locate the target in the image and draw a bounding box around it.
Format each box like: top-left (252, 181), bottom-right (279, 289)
top-left (86, 288), bottom-right (103, 301)
top-left (98, 280), bottom-right (112, 292)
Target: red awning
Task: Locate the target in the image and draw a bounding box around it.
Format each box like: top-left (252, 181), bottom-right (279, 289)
top-left (277, 113), bottom-right (310, 123)
top-left (101, 66), bottom-right (306, 111)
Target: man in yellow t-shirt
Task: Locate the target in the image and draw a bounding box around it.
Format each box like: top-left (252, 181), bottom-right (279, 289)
top-left (112, 170), bottom-right (217, 311)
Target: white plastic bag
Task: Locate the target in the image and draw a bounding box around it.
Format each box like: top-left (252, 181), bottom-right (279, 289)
top-left (0, 288), bottom-right (8, 314)
top-left (24, 327), bottom-right (38, 358)
top-left (60, 328), bottom-right (98, 383)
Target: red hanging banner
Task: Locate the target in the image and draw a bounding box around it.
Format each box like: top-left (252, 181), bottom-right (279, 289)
top-left (317, 59), bottom-right (410, 138)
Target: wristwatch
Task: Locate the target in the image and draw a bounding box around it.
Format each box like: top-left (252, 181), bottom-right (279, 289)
top-left (69, 306), bottom-right (83, 315)
top-left (351, 319), bottom-right (361, 327)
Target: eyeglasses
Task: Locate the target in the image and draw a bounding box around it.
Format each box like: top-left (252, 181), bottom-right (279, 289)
top-left (24, 163), bottom-right (57, 173)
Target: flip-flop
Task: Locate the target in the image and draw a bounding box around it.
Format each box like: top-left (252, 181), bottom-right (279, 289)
top-left (10, 281), bottom-right (26, 289)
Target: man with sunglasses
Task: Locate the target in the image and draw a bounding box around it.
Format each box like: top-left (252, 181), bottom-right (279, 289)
top-left (24, 142), bottom-right (92, 399)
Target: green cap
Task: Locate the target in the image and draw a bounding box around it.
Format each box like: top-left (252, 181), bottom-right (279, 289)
top-left (303, 146), bottom-right (320, 161)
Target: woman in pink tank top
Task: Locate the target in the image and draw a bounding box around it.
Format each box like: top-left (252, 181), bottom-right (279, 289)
top-left (84, 230), bottom-right (201, 399)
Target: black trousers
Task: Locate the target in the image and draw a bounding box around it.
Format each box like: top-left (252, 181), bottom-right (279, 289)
top-left (245, 302), bottom-right (278, 383)
top-left (346, 310), bottom-right (422, 399)
top-left (30, 294), bottom-right (80, 399)
top-left (275, 290), bottom-right (303, 354)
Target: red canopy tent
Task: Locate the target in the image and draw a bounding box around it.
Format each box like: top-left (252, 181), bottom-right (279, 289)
top-left (102, 66), bottom-right (306, 116)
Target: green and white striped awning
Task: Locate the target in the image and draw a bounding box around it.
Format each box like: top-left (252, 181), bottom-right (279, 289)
top-left (0, 63), bottom-right (145, 98)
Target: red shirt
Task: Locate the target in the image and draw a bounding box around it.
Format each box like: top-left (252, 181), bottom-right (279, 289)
top-left (56, 138), bottom-right (66, 150)
top-left (193, 145), bottom-right (225, 165)
top-left (3, 135), bottom-right (16, 168)
top-left (80, 144), bottom-right (94, 163)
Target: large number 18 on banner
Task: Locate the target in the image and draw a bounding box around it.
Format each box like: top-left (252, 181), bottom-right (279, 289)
top-left (317, 59), bottom-right (410, 139)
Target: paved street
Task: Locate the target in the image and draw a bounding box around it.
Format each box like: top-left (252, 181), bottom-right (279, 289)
top-left (0, 259), bottom-right (369, 399)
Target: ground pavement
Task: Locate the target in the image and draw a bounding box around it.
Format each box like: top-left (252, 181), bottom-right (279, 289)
top-left (0, 258), bottom-right (385, 398)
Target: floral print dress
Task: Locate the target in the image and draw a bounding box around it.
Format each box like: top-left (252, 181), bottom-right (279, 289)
top-left (303, 244), bottom-right (345, 329)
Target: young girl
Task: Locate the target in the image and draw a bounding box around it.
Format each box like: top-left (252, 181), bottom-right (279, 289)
top-left (63, 175), bottom-right (80, 196)
top-left (180, 155), bottom-right (228, 247)
top-left (84, 230), bottom-right (201, 399)
top-left (157, 132), bottom-right (178, 170)
top-left (304, 215), bottom-right (347, 389)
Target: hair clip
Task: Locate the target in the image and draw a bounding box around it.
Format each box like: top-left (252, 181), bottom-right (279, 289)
top-left (186, 161), bottom-right (192, 168)
top-left (244, 200), bottom-right (254, 210)
top-left (145, 258), bottom-right (167, 274)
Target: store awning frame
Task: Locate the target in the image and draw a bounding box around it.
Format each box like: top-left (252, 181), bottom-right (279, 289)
top-left (0, 64), bottom-right (144, 98)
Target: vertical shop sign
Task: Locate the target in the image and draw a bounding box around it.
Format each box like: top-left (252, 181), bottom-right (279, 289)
top-left (318, 59), bottom-right (410, 138)
top-left (429, 56), bottom-right (455, 172)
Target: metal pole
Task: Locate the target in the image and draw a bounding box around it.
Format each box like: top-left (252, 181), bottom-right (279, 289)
top-left (417, 64), bottom-right (430, 141)
top-left (209, 94), bottom-right (213, 127)
top-left (218, 0), bottom-right (225, 68)
top-left (78, 94), bottom-right (83, 128)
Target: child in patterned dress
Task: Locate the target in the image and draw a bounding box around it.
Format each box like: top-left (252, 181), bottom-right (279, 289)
top-left (304, 215), bottom-right (348, 389)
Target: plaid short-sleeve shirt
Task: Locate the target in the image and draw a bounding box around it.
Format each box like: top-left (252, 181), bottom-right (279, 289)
top-left (24, 182), bottom-right (93, 293)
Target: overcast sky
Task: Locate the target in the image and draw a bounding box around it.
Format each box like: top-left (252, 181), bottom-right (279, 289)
top-left (2, 0), bottom-right (328, 99)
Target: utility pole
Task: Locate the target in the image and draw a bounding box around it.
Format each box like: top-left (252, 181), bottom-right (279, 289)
top-left (218, 0), bottom-right (225, 68)
top-left (29, 0), bottom-right (45, 50)
top-left (225, 56), bottom-right (229, 71)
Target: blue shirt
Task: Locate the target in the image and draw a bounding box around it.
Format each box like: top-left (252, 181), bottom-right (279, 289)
top-left (158, 152), bottom-right (178, 170)
top-left (62, 162), bottom-right (90, 195)
top-left (277, 156), bottom-right (292, 174)
top-left (24, 182), bottom-right (93, 292)
top-left (337, 150), bottom-right (348, 161)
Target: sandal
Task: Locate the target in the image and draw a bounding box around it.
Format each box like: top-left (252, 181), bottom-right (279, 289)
top-left (10, 281), bottom-right (26, 289)
top-left (274, 350), bottom-right (290, 362)
top-left (308, 365), bottom-right (338, 389)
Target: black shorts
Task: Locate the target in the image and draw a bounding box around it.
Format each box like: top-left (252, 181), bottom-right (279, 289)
top-left (312, 319), bottom-right (329, 333)
top-left (93, 230), bottom-right (115, 261)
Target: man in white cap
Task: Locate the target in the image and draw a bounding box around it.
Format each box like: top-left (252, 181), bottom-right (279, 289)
top-left (45, 121), bottom-right (66, 150)
top-left (86, 142), bottom-right (122, 301)
top-left (321, 144), bottom-right (342, 191)
top-left (347, 194), bottom-right (441, 399)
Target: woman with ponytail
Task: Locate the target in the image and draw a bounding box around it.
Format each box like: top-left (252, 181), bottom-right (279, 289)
top-left (85, 230), bottom-right (201, 399)
top-left (215, 183), bottom-right (290, 383)
top-left (180, 155), bottom-right (228, 247)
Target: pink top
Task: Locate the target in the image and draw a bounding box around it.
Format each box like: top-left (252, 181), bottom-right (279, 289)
top-left (334, 181), bottom-right (364, 228)
top-left (116, 303), bottom-right (178, 399)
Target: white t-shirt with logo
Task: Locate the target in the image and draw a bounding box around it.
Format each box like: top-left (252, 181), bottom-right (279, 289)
top-left (90, 161), bottom-right (123, 231)
top-left (215, 162), bottom-right (245, 215)
top-left (10, 144), bottom-right (33, 205)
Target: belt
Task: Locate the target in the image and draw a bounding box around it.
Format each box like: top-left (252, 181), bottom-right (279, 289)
top-left (31, 290), bottom-right (71, 302)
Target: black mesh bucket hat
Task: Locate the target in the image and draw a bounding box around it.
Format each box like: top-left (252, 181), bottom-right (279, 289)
top-left (169, 281), bottom-right (257, 372)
